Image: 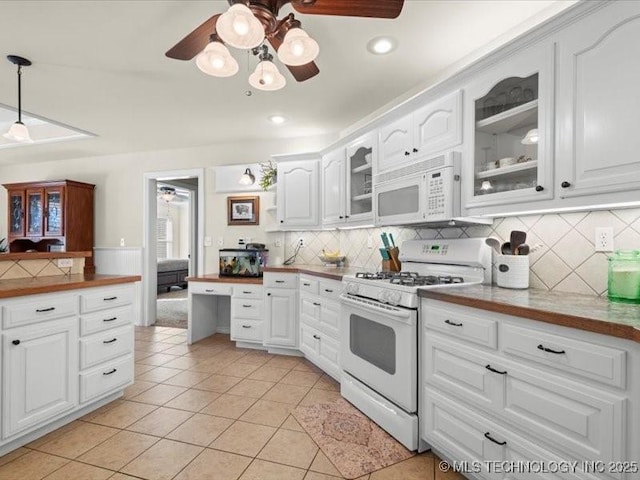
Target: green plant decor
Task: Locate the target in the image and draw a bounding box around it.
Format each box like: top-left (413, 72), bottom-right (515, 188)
top-left (259, 161), bottom-right (277, 191)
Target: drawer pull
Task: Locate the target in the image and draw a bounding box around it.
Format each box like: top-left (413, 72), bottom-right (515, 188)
top-left (12, 340), bottom-right (20, 346)
top-left (242, 304), bottom-right (252, 308)
top-left (537, 344), bottom-right (566, 355)
top-left (103, 296), bottom-right (118, 301)
top-left (205, 289), bottom-right (215, 293)
top-left (103, 368), bottom-right (117, 376)
top-left (324, 289), bottom-right (334, 293)
top-left (313, 334), bottom-right (321, 340)
top-left (242, 325), bottom-right (252, 329)
top-left (444, 319), bottom-right (463, 327)
top-left (36, 307), bottom-right (56, 313)
top-left (313, 302), bottom-right (321, 306)
top-left (484, 432), bottom-right (506, 446)
top-left (242, 291), bottom-right (253, 294)
top-left (275, 280), bottom-right (285, 284)
top-left (485, 364), bottom-right (507, 375)
top-left (103, 317), bottom-right (117, 322)
top-left (303, 283), bottom-right (311, 286)
top-left (103, 338), bottom-right (118, 344)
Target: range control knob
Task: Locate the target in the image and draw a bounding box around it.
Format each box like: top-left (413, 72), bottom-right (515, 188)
top-left (346, 283), bottom-right (359, 295)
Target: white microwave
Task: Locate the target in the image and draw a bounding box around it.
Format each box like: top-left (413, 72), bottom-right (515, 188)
top-left (373, 151), bottom-right (484, 226)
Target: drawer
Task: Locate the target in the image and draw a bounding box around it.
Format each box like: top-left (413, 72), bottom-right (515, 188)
top-left (80, 354), bottom-right (134, 403)
top-left (80, 285), bottom-right (135, 313)
top-left (231, 298), bottom-right (263, 319)
top-left (263, 273), bottom-right (297, 289)
top-left (3, 293), bottom-right (78, 329)
top-left (299, 276), bottom-right (319, 295)
top-left (300, 323), bottom-right (320, 359)
top-left (318, 279), bottom-right (341, 301)
top-left (501, 323), bottom-right (627, 388)
top-left (80, 306), bottom-right (134, 337)
top-left (318, 333), bottom-right (340, 379)
top-left (319, 301), bottom-right (340, 338)
top-left (233, 285), bottom-right (263, 299)
top-left (189, 282), bottom-right (233, 296)
top-left (80, 325), bottom-right (134, 369)
top-left (230, 318), bottom-right (263, 343)
top-left (300, 296), bottom-right (321, 327)
top-left (422, 300), bottom-right (497, 349)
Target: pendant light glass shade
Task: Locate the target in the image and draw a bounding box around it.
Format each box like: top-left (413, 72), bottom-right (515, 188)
top-left (3, 121), bottom-right (32, 143)
top-left (195, 41), bottom-right (239, 77)
top-left (521, 128), bottom-right (539, 145)
top-left (277, 28), bottom-right (320, 66)
top-left (248, 60), bottom-right (286, 91)
top-left (238, 168), bottom-right (256, 185)
top-left (216, 4), bottom-right (264, 50)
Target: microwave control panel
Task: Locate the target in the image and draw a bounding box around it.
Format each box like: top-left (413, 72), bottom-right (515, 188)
top-left (426, 167), bottom-right (454, 221)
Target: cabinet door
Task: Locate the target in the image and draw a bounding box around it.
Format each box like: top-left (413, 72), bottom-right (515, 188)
top-left (264, 289), bottom-right (298, 347)
top-left (25, 188), bottom-right (44, 237)
top-left (7, 189), bottom-right (25, 238)
top-left (377, 114), bottom-right (413, 174)
top-left (3, 317), bottom-right (78, 438)
top-left (44, 186), bottom-right (65, 236)
top-left (318, 334), bottom-right (340, 380)
top-left (321, 150), bottom-right (345, 226)
top-left (277, 159), bottom-right (319, 228)
top-left (556, 3), bottom-right (640, 198)
top-left (413, 90), bottom-right (462, 157)
top-left (345, 133), bottom-right (374, 225)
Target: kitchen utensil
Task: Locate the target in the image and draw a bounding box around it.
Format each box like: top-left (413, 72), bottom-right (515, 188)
top-left (389, 233), bottom-right (396, 247)
top-left (381, 232), bottom-right (390, 248)
top-left (485, 237), bottom-right (501, 254)
top-left (379, 248), bottom-right (390, 260)
top-left (387, 246), bottom-right (401, 272)
top-left (515, 244), bottom-right (530, 255)
top-left (510, 230), bottom-right (527, 255)
top-left (501, 242), bottom-right (512, 255)
top-left (608, 250), bottom-right (640, 303)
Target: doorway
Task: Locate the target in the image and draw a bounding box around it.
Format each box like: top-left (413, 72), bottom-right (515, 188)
top-left (142, 169), bottom-right (205, 327)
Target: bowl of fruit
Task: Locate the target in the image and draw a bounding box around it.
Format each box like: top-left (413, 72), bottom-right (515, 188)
top-left (319, 249), bottom-right (346, 267)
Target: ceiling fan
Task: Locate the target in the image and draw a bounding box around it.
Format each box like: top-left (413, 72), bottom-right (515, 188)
top-left (166, 0), bottom-right (404, 90)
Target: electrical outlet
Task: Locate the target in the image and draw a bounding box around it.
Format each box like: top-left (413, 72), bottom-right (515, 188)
top-left (595, 227), bottom-right (614, 252)
top-left (296, 237), bottom-right (305, 248)
top-left (367, 235), bottom-right (373, 249)
top-left (217, 236), bottom-right (224, 247)
top-left (120, 238), bottom-right (125, 247)
top-left (57, 258), bottom-right (73, 268)
top-left (275, 239), bottom-right (282, 247)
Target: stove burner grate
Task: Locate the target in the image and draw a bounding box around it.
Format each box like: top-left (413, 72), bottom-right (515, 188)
top-left (390, 274), bottom-right (465, 286)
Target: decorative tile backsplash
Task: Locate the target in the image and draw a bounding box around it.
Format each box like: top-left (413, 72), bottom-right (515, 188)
top-left (284, 207), bottom-right (640, 297)
top-left (0, 258), bottom-right (85, 280)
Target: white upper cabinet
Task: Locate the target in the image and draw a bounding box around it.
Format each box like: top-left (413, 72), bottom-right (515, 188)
top-left (377, 90), bottom-right (462, 175)
top-left (276, 158), bottom-right (319, 229)
top-left (556, 2), bottom-right (640, 198)
top-left (463, 43), bottom-right (554, 212)
top-left (321, 148), bottom-right (346, 226)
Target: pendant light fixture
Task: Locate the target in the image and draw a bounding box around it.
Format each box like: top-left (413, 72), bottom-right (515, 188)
top-left (216, 3), bottom-right (264, 50)
top-left (3, 55), bottom-right (33, 143)
top-left (249, 45), bottom-right (286, 91)
top-left (195, 37), bottom-right (239, 77)
top-left (277, 28), bottom-right (319, 66)
top-left (238, 167), bottom-right (256, 186)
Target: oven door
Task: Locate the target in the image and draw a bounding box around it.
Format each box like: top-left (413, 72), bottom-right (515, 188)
top-left (340, 293), bottom-right (417, 412)
top-left (374, 172), bottom-right (427, 226)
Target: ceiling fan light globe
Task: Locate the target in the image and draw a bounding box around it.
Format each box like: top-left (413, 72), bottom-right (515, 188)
top-left (3, 121), bottom-right (33, 143)
top-left (249, 60), bottom-right (286, 91)
top-left (217, 4), bottom-right (264, 50)
top-left (278, 28), bottom-right (319, 66)
top-left (196, 42), bottom-right (239, 77)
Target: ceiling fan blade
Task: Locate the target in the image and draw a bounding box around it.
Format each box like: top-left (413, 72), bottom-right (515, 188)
top-left (166, 14), bottom-right (221, 60)
top-left (290, 0), bottom-right (404, 19)
top-left (268, 34), bottom-right (319, 82)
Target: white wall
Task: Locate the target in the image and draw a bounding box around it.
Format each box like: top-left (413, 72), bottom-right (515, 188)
top-left (0, 134), bottom-right (334, 273)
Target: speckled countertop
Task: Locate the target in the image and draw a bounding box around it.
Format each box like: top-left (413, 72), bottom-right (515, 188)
top-left (263, 264), bottom-right (362, 281)
top-left (420, 285), bottom-right (640, 343)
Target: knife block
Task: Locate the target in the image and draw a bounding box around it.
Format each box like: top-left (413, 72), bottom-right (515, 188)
top-left (382, 247), bottom-right (401, 272)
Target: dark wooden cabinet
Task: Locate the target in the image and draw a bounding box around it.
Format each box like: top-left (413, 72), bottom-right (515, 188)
top-left (3, 180), bottom-right (95, 272)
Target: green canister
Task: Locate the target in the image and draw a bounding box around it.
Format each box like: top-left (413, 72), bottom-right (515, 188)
top-left (608, 250), bottom-right (640, 303)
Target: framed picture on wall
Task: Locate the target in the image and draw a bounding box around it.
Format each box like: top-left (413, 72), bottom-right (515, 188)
top-left (227, 196), bottom-right (260, 225)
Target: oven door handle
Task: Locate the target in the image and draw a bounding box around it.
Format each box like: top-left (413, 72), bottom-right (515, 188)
top-left (339, 294), bottom-right (414, 323)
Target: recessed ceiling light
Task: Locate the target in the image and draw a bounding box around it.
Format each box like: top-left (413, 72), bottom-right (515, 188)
top-left (367, 36), bottom-right (397, 55)
top-left (269, 115), bottom-right (287, 125)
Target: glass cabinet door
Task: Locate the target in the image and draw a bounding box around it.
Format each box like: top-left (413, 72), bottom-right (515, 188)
top-left (8, 190), bottom-right (25, 238)
top-left (44, 187), bottom-right (64, 236)
top-left (26, 189), bottom-right (44, 237)
top-left (345, 133), bottom-right (374, 225)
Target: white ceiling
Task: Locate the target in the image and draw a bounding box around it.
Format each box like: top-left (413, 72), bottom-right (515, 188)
top-left (0, 1), bottom-right (575, 165)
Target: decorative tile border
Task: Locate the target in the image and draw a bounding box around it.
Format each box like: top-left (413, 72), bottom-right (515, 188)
top-left (0, 258), bottom-right (85, 280)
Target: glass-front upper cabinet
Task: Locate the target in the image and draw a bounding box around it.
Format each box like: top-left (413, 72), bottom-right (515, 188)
top-left (346, 133), bottom-right (374, 225)
top-left (464, 44), bottom-right (554, 211)
top-left (26, 189), bottom-right (44, 237)
top-left (8, 190), bottom-right (25, 238)
top-left (45, 187), bottom-right (64, 236)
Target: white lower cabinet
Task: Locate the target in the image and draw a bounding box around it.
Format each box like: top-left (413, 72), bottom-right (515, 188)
top-left (421, 298), bottom-right (638, 480)
top-left (264, 273), bottom-right (298, 349)
top-left (230, 285), bottom-right (263, 345)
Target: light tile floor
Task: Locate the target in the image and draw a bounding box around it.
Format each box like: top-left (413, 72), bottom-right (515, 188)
top-left (0, 326), bottom-right (464, 480)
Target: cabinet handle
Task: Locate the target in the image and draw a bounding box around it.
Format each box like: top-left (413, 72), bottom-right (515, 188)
top-left (484, 432), bottom-right (507, 446)
top-left (103, 338), bottom-right (118, 344)
top-left (12, 340), bottom-right (20, 345)
top-left (444, 319), bottom-right (463, 327)
top-left (280, 220), bottom-right (284, 223)
top-left (103, 368), bottom-right (117, 376)
top-left (485, 364), bottom-right (507, 375)
top-left (537, 344), bottom-right (565, 355)
top-left (313, 334), bottom-right (320, 340)
top-left (412, 148), bottom-right (418, 153)
top-left (535, 185), bottom-right (544, 192)
top-left (313, 302), bottom-right (321, 306)
top-left (339, 216), bottom-right (344, 219)
top-left (242, 291), bottom-right (252, 294)
top-left (404, 151), bottom-right (411, 156)
top-left (324, 289), bottom-right (334, 293)
top-left (103, 296), bottom-right (118, 301)
top-left (303, 283), bottom-right (311, 286)
top-left (103, 317), bottom-right (117, 322)
top-left (205, 289), bottom-right (215, 293)
top-left (242, 304), bottom-right (252, 308)
top-left (242, 325), bottom-right (252, 329)
top-left (275, 280), bottom-right (285, 283)
top-left (36, 307), bottom-right (55, 313)
top-left (267, 293), bottom-right (271, 296)
top-left (561, 181), bottom-right (571, 188)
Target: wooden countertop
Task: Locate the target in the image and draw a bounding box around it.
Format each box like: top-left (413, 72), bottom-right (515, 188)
top-left (0, 251), bottom-right (92, 261)
top-left (0, 274), bottom-right (141, 299)
top-left (186, 274), bottom-right (263, 284)
top-left (263, 264), bottom-right (362, 281)
top-left (419, 285), bottom-right (640, 343)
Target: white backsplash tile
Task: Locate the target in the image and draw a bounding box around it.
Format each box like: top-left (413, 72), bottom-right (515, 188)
top-left (283, 207), bottom-right (640, 297)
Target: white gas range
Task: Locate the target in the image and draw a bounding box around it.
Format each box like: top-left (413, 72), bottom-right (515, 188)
top-left (339, 238), bottom-right (492, 450)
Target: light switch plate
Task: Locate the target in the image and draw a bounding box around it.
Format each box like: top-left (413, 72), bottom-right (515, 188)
top-left (57, 258), bottom-right (73, 268)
